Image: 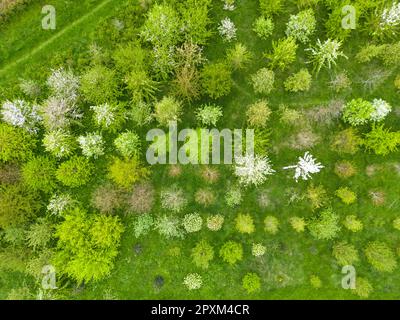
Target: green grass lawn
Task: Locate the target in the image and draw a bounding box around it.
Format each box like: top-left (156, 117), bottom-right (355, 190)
top-left (0, 0), bottom-right (400, 300)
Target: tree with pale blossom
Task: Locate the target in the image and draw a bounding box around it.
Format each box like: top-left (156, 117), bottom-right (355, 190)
top-left (1, 100), bottom-right (42, 133)
top-left (234, 154), bottom-right (275, 186)
top-left (283, 152), bottom-right (324, 182)
top-left (47, 68), bottom-right (80, 103)
top-left (41, 96), bottom-right (82, 131)
top-left (370, 98), bottom-right (392, 122)
top-left (77, 133), bottom-right (105, 159)
top-left (218, 17), bottom-right (237, 42)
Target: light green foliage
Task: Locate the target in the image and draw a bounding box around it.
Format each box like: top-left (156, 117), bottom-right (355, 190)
top-left (154, 96), bottom-right (183, 127)
top-left (132, 214), bottom-right (154, 238)
top-left (56, 156), bottom-right (93, 187)
top-left (225, 186), bottom-right (242, 207)
top-left (332, 241), bottom-right (359, 266)
top-left (353, 277), bottom-right (373, 299)
top-left (43, 130), bottom-right (76, 158)
top-left (154, 215), bottom-right (184, 239)
top-left (252, 243), bottom-right (266, 257)
top-left (362, 125), bottom-right (400, 156)
top-left (219, 241), bottom-right (243, 265)
top-left (264, 215), bottom-right (279, 234)
top-left (183, 273), bottom-right (202, 290)
top-left (80, 65), bottom-right (118, 103)
top-left (108, 157), bottom-right (150, 189)
top-left (192, 240), bottom-right (214, 269)
top-left (235, 213), bottom-right (255, 234)
top-left (22, 156), bottom-right (56, 193)
top-left (335, 187), bottom-right (357, 205)
top-left (264, 37), bottom-right (298, 70)
top-left (343, 215), bottom-right (363, 232)
top-left (195, 104), bottom-right (223, 126)
top-left (342, 99), bottom-right (374, 126)
top-left (201, 63), bottom-right (233, 99)
top-left (206, 214), bottom-right (224, 231)
top-left (125, 70), bottom-right (158, 102)
top-left (226, 43), bottom-right (252, 70)
top-left (114, 131), bottom-right (142, 158)
top-left (182, 213), bottom-right (203, 233)
top-left (242, 273), bottom-right (261, 293)
top-left (259, 0), bottom-right (283, 15)
top-left (0, 124), bottom-right (36, 162)
top-left (54, 208), bottom-right (124, 283)
top-left (310, 275), bottom-right (322, 288)
top-left (26, 218), bottom-right (53, 251)
top-left (306, 184), bottom-right (329, 211)
top-left (90, 103), bottom-right (126, 132)
top-left (250, 68), bottom-right (275, 94)
top-left (246, 100), bottom-right (272, 127)
top-left (308, 208), bottom-right (341, 240)
top-left (289, 217), bottom-right (306, 232)
top-left (393, 217), bottom-right (400, 231)
top-left (284, 69), bottom-right (312, 92)
top-left (77, 133), bottom-right (105, 159)
top-left (286, 9), bottom-right (316, 43)
top-left (112, 43), bottom-right (147, 74)
top-left (364, 241), bottom-right (397, 273)
top-left (253, 16), bottom-right (274, 39)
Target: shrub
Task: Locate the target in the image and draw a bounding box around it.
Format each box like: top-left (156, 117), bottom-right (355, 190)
top-left (226, 43), bottom-right (252, 70)
top-left (225, 186), bottom-right (242, 207)
top-left (285, 9), bottom-right (316, 43)
top-left (343, 215), bottom-right (363, 232)
top-left (289, 217), bottom-right (306, 232)
top-left (234, 154), bottom-right (275, 186)
top-left (1, 99), bottom-right (41, 133)
top-left (0, 185), bottom-right (41, 228)
top-left (108, 157), bottom-right (150, 189)
top-left (242, 273), bottom-right (261, 293)
top-left (235, 213), bottom-right (255, 234)
top-left (90, 103), bottom-right (126, 132)
top-left (194, 189), bottom-right (215, 207)
top-left (362, 124), bottom-right (400, 156)
top-left (192, 240), bottom-right (214, 269)
top-left (43, 130), bottom-right (76, 158)
top-left (172, 66), bottom-right (200, 102)
top-left (246, 100), bottom-right (272, 127)
top-left (77, 133), bottom-right (105, 159)
top-left (264, 37), bottom-right (298, 70)
top-left (154, 96), bottom-right (183, 126)
top-left (219, 241), bottom-right (243, 265)
top-left (91, 184), bottom-right (123, 215)
top-left (154, 215), bottom-right (184, 239)
top-left (310, 275), bottom-right (322, 289)
top-left (354, 277), bottom-right (373, 299)
top-left (370, 99), bottom-right (392, 122)
top-left (47, 68), bottom-right (79, 102)
top-left (251, 68), bottom-right (275, 95)
top-left (284, 69), bottom-right (312, 92)
top-left (26, 218), bottom-right (53, 251)
top-left (183, 213), bottom-right (203, 233)
top-left (0, 163), bottom-right (21, 185)
top-left (54, 208), bottom-right (124, 283)
top-left (364, 241), bottom-right (397, 273)
top-left (160, 185), bottom-right (187, 213)
top-left (332, 241), bottom-right (359, 266)
top-left (56, 156), bottom-right (93, 187)
top-left (253, 16), bottom-right (274, 39)
top-left (331, 128), bottom-right (362, 154)
top-left (207, 214), bottom-right (224, 231)
top-left (335, 187), bottom-right (357, 205)
top-left (132, 214), bottom-right (154, 238)
top-left (125, 70), bottom-right (158, 102)
top-left (130, 100), bottom-right (153, 127)
top-left (252, 243), bottom-right (266, 257)
top-left (308, 208), bottom-right (341, 240)
top-left (334, 161), bottom-right (357, 178)
top-left (201, 63), bottom-right (233, 99)
top-left (342, 98), bottom-right (374, 126)
top-left (307, 39), bottom-right (347, 74)
top-left (259, 0), bottom-right (282, 15)
top-left (218, 17), bottom-right (237, 41)
top-left (127, 182), bottom-right (155, 215)
top-left (306, 184), bottom-right (328, 211)
top-left (41, 97), bottom-right (82, 131)
top-left (0, 124), bottom-right (36, 162)
top-left (80, 65), bottom-right (118, 103)
top-left (114, 131), bottom-right (141, 158)
top-left (22, 156), bottom-right (57, 193)
top-left (183, 273), bottom-right (202, 290)
top-left (264, 215), bottom-right (279, 234)
top-left (47, 194), bottom-right (74, 216)
top-left (112, 43), bottom-right (147, 74)
top-left (195, 104), bottom-right (223, 127)
top-left (329, 72), bottom-right (351, 92)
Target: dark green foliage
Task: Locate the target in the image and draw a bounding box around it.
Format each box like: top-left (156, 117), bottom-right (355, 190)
top-left (200, 63), bottom-right (233, 99)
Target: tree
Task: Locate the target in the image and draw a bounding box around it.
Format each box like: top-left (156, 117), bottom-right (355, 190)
top-left (183, 273), bottom-right (202, 290)
top-left (218, 17), bottom-right (237, 42)
top-left (114, 131), bottom-right (141, 158)
top-left (201, 63), bottom-right (233, 99)
top-left (77, 133), bottom-right (105, 159)
top-left (43, 130), bottom-right (76, 158)
top-left (343, 215), bottom-right (363, 232)
top-left (0, 124), bottom-right (36, 162)
top-left (90, 103), bottom-right (126, 132)
top-left (154, 96), bottom-right (183, 127)
top-left (259, 0), bottom-right (282, 15)
top-left (183, 213), bottom-right (203, 233)
top-left (154, 215), bottom-right (184, 239)
top-left (353, 277), bottom-right (373, 299)
top-left (331, 128), bottom-right (362, 154)
top-left (253, 16), bottom-right (274, 39)
top-left (22, 156), bottom-right (57, 193)
top-left (335, 187), bottom-right (357, 205)
top-left (283, 152), bottom-right (324, 182)
top-left (242, 273), bottom-right (261, 293)
top-left (342, 99), bottom-right (374, 126)
top-left (41, 96), bottom-right (82, 131)
top-left (226, 43), bottom-right (252, 70)
top-left (1, 99), bottom-right (41, 133)
top-left (80, 66), bottom-right (118, 104)
top-left (284, 69), bottom-right (312, 92)
top-left (289, 217), bottom-right (306, 232)
top-left (264, 215), bottom-right (279, 234)
top-left (234, 154), bottom-right (275, 186)
top-left (192, 240), bottom-right (214, 269)
top-left (362, 124), bottom-right (400, 156)
top-left (26, 218), bottom-right (53, 251)
top-left (264, 37), bottom-right (298, 70)
top-left (332, 241), bottom-right (359, 266)
top-left (160, 185), bottom-right (187, 213)
top-left (56, 156), bottom-right (93, 187)
top-left (308, 208), bottom-right (341, 240)
top-left (54, 208), bottom-right (124, 283)
top-left (251, 69), bottom-right (275, 95)
top-left (125, 70), bottom-right (158, 102)
top-left (307, 39), bottom-right (347, 74)
top-left (219, 241), bottom-right (243, 265)
top-left (370, 98), bottom-right (392, 122)
top-left (108, 157), bottom-right (150, 189)
top-left (286, 9), bottom-right (316, 43)
top-left (246, 100), bottom-right (271, 127)
top-left (235, 213), bottom-right (255, 234)
top-left (195, 104), bottom-right (223, 126)
top-left (364, 241), bottom-right (397, 273)
top-left (206, 214), bottom-right (224, 231)
top-left (47, 68), bottom-right (79, 103)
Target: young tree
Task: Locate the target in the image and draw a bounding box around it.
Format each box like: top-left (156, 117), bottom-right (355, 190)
top-left (80, 66), bottom-right (118, 104)
top-left (77, 133), bottom-right (105, 159)
top-left (332, 241), bottom-right (359, 266)
top-left (246, 100), bottom-right (272, 127)
top-left (283, 152), bottom-right (324, 182)
top-left (242, 273), bottom-right (261, 294)
top-left (234, 154), bottom-right (275, 186)
top-left (43, 130), bottom-right (76, 158)
top-left (307, 39), bottom-right (347, 74)
top-left (264, 37), bottom-right (298, 70)
top-left (22, 156), bottom-right (57, 193)
top-left (0, 124), bottom-right (36, 162)
top-left (201, 63), bottom-right (233, 99)
top-left (284, 69), bottom-right (312, 92)
top-left (362, 124), bottom-right (400, 156)
top-left (226, 43), bottom-right (252, 70)
top-left (286, 9), bottom-right (316, 43)
top-left (218, 17), bottom-right (237, 42)
top-left (108, 157), bottom-right (150, 189)
top-left (308, 208), bottom-right (341, 240)
top-left (364, 241), bottom-right (397, 273)
top-left (250, 69), bottom-right (275, 95)
top-left (56, 156), bottom-right (93, 187)
top-left (195, 104), bottom-right (223, 126)
top-left (253, 16), bottom-right (274, 39)
top-left (342, 98), bottom-right (374, 126)
top-left (235, 213), bottom-right (255, 234)
top-left (219, 241), bottom-right (243, 265)
top-left (192, 240), bottom-right (214, 269)
top-left (154, 96), bottom-right (183, 126)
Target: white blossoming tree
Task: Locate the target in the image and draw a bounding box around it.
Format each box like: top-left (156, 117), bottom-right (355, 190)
top-left (41, 96), bottom-right (82, 131)
top-left (218, 17), bottom-right (237, 42)
top-left (371, 98), bottom-right (392, 122)
top-left (283, 152), bottom-right (324, 182)
top-left (1, 99), bottom-right (42, 133)
top-left (90, 103), bottom-right (125, 131)
top-left (234, 154), bottom-right (275, 186)
top-left (183, 273), bottom-right (202, 290)
top-left (307, 39), bottom-right (347, 74)
top-left (379, 2), bottom-right (400, 35)
top-left (43, 130), bottom-right (76, 158)
top-left (222, 0), bottom-right (236, 11)
top-left (77, 133), bottom-right (105, 159)
top-left (47, 68), bottom-right (80, 103)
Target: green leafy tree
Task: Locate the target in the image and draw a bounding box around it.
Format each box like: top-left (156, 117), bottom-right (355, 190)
top-left (286, 9), bottom-right (316, 43)
top-left (307, 38), bottom-right (347, 74)
top-left (43, 130), bottom-right (76, 158)
top-left (264, 215), bottom-right (279, 234)
top-left (219, 241), bottom-right (243, 265)
top-left (182, 213), bottom-right (203, 233)
top-left (308, 208), bottom-right (341, 240)
top-left (253, 16), bottom-right (274, 39)
top-left (342, 99), bottom-right (374, 126)
top-left (56, 156), bottom-right (93, 187)
top-left (364, 241), bottom-right (397, 273)
top-left (114, 131), bottom-right (142, 158)
top-left (108, 157), bottom-right (150, 189)
top-left (343, 215), bottom-right (363, 232)
top-left (259, 0), bottom-right (283, 15)
top-left (242, 273), bottom-right (261, 293)
top-left (251, 69), bottom-right (275, 95)
top-left (284, 69), bottom-right (312, 92)
top-left (332, 241), bottom-right (359, 266)
top-left (81, 66), bottom-right (118, 104)
top-left (226, 43), bottom-right (252, 70)
top-left (235, 213), bottom-right (255, 234)
top-left (0, 124), bottom-right (36, 162)
top-left (192, 240), bottom-right (214, 269)
top-left (201, 63), bottom-right (233, 99)
top-left (22, 156), bottom-right (57, 193)
top-left (264, 37), bottom-right (298, 70)
top-left (362, 124), bottom-right (400, 156)
top-left (154, 96), bottom-right (183, 127)
top-left (335, 187), bottom-right (357, 205)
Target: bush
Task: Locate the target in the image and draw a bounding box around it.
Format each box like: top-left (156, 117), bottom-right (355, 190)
top-left (201, 63), bottom-right (233, 99)
top-left (307, 39), bottom-right (347, 74)
top-left (160, 185), bottom-right (187, 213)
top-left (218, 17), bottom-right (237, 42)
top-left (154, 215), bottom-right (184, 239)
top-left (194, 188), bottom-right (215, 207)
top-left (235, 213), bottom-right (255, 234)
top-left (332, 241), bottom-right (359, 266)
top-left (334, 160), bottom-right (357, 178)
top-left (192, 240), bottom-right (214, 269)
top-left (196, 104), bottom-right (223, 126)
top-left (310, 275), bottom-right (322, 289)
top-left (246, 100), bottom-right (272, 127)
top-left (91, 184), bottom-right (123, 215)
top-left (26, 218), bottom-right (53, 251)
top-left (114, 131), bottom-right (142, 158)
top-left (308, 208), bottom-right (341, 240)
top-left (219, 241), bottom-right (243, 265)
top-left (112, 43), bottom-right (147, 74)
top-left (289, 217), bottom-right (306, 232)
top-left (108, 157), bottom-right (150, 189)
top-left (225, 186), bottom-right (242, 207)
top-left (206, 214), bottom-right (224, 231)
top-left (0, 185), bottom-right (41, 228)
top-left (264, 37), bottom-right (298, 70)
top-left (264, 215), bottom-right (279, 234)
top-left (362, 124), bottom-right (400, 156)
top-left (77, 133), bottom-right (105, 159)
top-left (183, 273), bottom-right (202, 290)
top-left (127, 182), bottom-right (155, 215)
top-left (354, 277), bottom-right (373, 299)
top-left (253, 16), bottom-right (274, 39)
top-left (284, 69), bottom-right (312, 92)
top-left (132, 214), bottom-right (154, 238)
top-left (43, 130), bottom-right (76, 158)
top-left (0, 124), bottom-right (36, 162)
top-left (242, 273), bottom-right (261, 293)
top-left (259, 0), bottom-right (282, 15)
top-left (343, 215), bottom-right (363, 232)
top-left (335, 187), bottom-right (357, 205)
top-left (56, 156), bottom-right (93, 187)
top-left (306, 184), bottom-right (328, 211)
top-left (125, 70), bottom-right (158, 102)
top-left (252, 243), bottom-right (266, 257)
top-left (22, 156), bottom-right (57, 193)
top-left (80, 65), bottom-right (118, 104)
top-left (342, 99), bottom-right (374, 126)
top-left (285, 9), bottom-right (316, 43)
top-left (90, 103), bottom-right (126, 132)
top-left (182, 213), bottom-right (203, 233)
top-left (251, 68), bottom-right (275, 95)
top-left (331, 128), bottom-right (362, 154)
top-left (154, 96), bottom-right (183, 126)
top-left (172, 66), bottom-right (200, 102)
top-left (364, 241), bottom-right (397, 273)
top-left (226, 43), bottom-right (252, 70)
